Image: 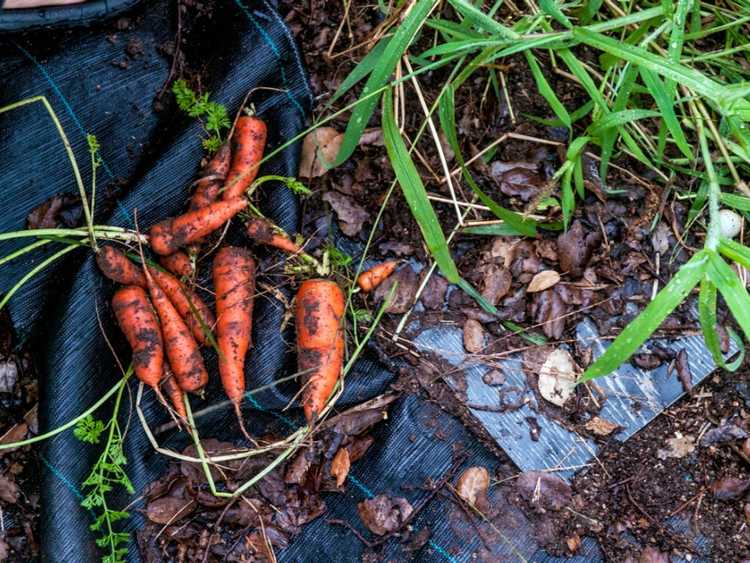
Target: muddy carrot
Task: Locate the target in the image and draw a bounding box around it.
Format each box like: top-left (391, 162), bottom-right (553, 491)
top-left (161, 369), bottom-right (187, 420)
top-left (245, 217), bottom-right (302, 254)
top-left (149, 197), bottom-right (247, 255)
top-left (111, 286), bottom-right (164, 395)
top-left (159, 251), bottom-right (194, 279)
top-left (143, 268), bottom-right (208, 393)
top-left (223, 115), bottom-right (267, 200)
top-left (357, 261), bottom-right (398, 293)
top-left (295, 279), bottom-right (345, 424)
top-left (189, 142), bottom-right (232, 211)
top-left (213, 246), bottom-right (256, 439)
top-left (97, 245), bottom-right (146, 287)
top-left (147, 266), bottom-right (215, 346)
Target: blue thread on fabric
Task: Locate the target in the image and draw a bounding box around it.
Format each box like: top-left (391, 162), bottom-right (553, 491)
top-left (40, 455), bottom-right (85, 502)
top-left (246, 394), bottom-right (297, 429)
top-left (429, 540), bottom-right (460, 563)
top-left (14, 43), bottom-right (115, 179)
top-left (232, 0), bottom-right (309, 118)
top-left (346, 474), bottom-right (375, 498)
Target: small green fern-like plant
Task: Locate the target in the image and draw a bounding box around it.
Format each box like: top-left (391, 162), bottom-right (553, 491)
top-left (172, 79), bottom-right (231, 152)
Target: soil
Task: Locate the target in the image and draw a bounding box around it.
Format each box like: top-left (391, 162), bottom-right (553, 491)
top-left (1, 0), bottom-right (749, 562)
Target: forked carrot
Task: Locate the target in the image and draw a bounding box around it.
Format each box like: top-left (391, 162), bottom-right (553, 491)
top-left (149, 197), bottom-right (247, 255)
top-left (159, 251), bottom-right (194, 279)
top-left (357, 261), bottom-right (398, 293)
top-left (147, 266), bottom-right (215, 346)
top-left (213, 246), bottom-right (256, 440)
top-left (245, 217), bottom-right (301, 254)
top-left (143, 267), bottom-right (208, 393)
top-left (189, 142), bottom-right (232, 211)
top-left (111, 286), bottom-right (164, 397)
top-left (295, 279), bottom-right (345, 424)
top-left (97, 245), bottom-right (146, 287)
top-left (223, 115), bottom-right (267, 200)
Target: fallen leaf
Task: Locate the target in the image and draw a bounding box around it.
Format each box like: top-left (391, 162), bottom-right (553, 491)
top-left (531, 288), bottom-right (567, 339)
top-left (701, 423), bottom-right (748, 446)
top-left (656, 433), bottom-right (695, 460)
top-left (463, 319), bottom-right (486, 354)
top-left (482, 369), bottom-right (506, 386)
top-left (491, 165), bottom-right (543, 202)
top-left (633, 353), bottom-right (662, 370)
top-left (357, 494), bottom-right (413, 536)
top-left (675, 349), bottom-right (692, 393)
top-left (322, 191), bottom-right (369, 237)
top-left (527, 270), bottom-right (561, 293)
top-left (538, 349), bottom-right (577, 407)
top-left (0, 360), bottom-right (17, 393)
top-left (359, 128), bottom-right (384, 146)
top-left (481, 265), bottom-right (512, 306)
top-left (515, 471), bottom-right (572, 510)
top-left (0, 538), bottom-right (7, 560)
top-left (299, 127), bottom-right (343, 178)
top-left (0, 474), bottom-right (19, 503)
top-left (557, 221), bottom-right (600, 277)
top-left (651, 222), bottom-right (671, 255)
top-left (146, 496), bottom-right (195, 524)
top-left (584, 416), bottom-right (619, 436)
top-left (379, 241), bottom-right (414, 256)
top-left (639, 547), bottom-right (669, 563)
top-left (26, 193), bottom-right (82, 230)
top-left (373, 265), bottom-right (419, 314)
top-left (455, 466), bottom-right (490, 508)
top-left (421, 274), bottom-right (448, 310)
top-left (330, 448), bottom-right (351, 488)
top-left (710, 476), bottom-right (750, 500)
top-left (566, 533), bottom-right (581, 553)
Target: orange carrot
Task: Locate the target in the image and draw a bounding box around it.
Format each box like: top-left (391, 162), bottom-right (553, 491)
top-left (111, 286), bottom-right (163, 393)
top-left (97, 246), bottom-right (146, 287)
top-left (295, 279), bottom-right (345, 423)
top-left (159, 251), bottom-right (194, 279)
top-left (223, 115), bottom-right (267, 200)
top-left (161, 369), bottom-right (187, 420)
top-left (245, 217), bottom-right (301, 254)
top-left (149, 197), bottom-right (247, 255)
top-left (144, 268), bottom-right (208, 393)
top-left (147, 266), bottom-right (215, 346)
top-left (357, 261), bottom-right (398, 293)
top-left (213, 246), bottom-right (256, 437)
top-left (189, 142), bottom-right (232, 212)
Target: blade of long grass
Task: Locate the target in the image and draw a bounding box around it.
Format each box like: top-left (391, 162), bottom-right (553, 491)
top-left (327, 36), bottom-right (392, 108)
top-left (639, 68), bottom-right (693, 159)
top-left (524, 51), bottom-right (571, 129)
top-left (698, 276), bottom-right (742, 371)
top-left (438, 84), bottom-right (536, 236)
top-left (447, 0), bottom-right (520, 39)
top-left (539, 0), bottom-right (572, 28)
top-left (331, 0), bottom-right (436, 168)
top-left (720, 192), bottom-right (750, 211)
top-left (580, 250), bottom-right (708, 381)
top-left (718, 237), bottom-right (750, 267)
top-left (706, 251), bottom-right (750, 340)
top-left (590, 109), bottom-right (661, 135)
top-left (382, 88), bottom-right (494, 313)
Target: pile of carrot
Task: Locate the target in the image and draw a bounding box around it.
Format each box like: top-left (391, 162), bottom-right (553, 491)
top-left (99, 110), bottom-right (398, 440)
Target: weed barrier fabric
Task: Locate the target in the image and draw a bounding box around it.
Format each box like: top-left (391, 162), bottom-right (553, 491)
top-left (0, 0), bottom-right (140, 33)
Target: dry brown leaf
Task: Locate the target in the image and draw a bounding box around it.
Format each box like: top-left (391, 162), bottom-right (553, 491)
top-left (463, 319), bottom-right (486, 354)
top-left (656, 433), bottom-right (695, 460)
top-left (322, 191), bottom-right (369, 237)
top-left (357, 495), bottom-right (413, 536)
top-left (299, 127), bottom-right (343, 178)
top-left (584, 416), bottom-right (619, 436)
top-left (455, 466), bottom-right (489, 507)
top-left (330, 447), bottom-right (351, 488)
top-left (527, 270), bottom-right (561, 293)
top-left (538, 349), bottom-right (577, 407)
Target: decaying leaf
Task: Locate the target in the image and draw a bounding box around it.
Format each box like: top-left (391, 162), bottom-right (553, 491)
top-left (26, 193), bottom-right (82, 230)
top-left (0, 474), bottom-right (19, 504)
top-left (531, 288), bottom-right (567, 339)
top-left (357, 494), bottom-right (413, 536)
top-left (331, 447), bottom-right (351, 488)
top-left (557, 221), bottom-right (600, 277)
top-left (515, 471), bottom-right (572, 510)
top-left (463, 319), bottom-right (486, 354)
top-left (373, 265), bottom-right (418, 314)
top-left (538, 348), bottom-right (578, 407)
top-left (527, 270), bottom-right (561, 293)
top-left (455, 466), bottom-right (490, 509)
top-left (709, 476), bottom-right (750, 500)
top-left (656, 433), bottom-right (695, 460)
top-left (701, 422), bottom-right (748, 446)
top-left (145, 496), bottom-right (195, 524)
top-left (584, 416), bottom-right (619, 436)
top-left (299, 127), bottom-right (343, 178)
top-left (323, 191), bottom-right (369, 237)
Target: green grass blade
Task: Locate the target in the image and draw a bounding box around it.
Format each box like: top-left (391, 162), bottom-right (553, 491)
top-left (540, 0), bottom-right (572, 28)
top-left (639, 68), bottom-right (692, 159)
top-left (327, 36), bottom-right (391, 108)
top-left (438, 84), bottom-right (537, 236)
top-left (561, 165), bottom-right (575, 230)
top-left (558, 49), bottom-right (608, 112)
top-left (447, 0), bottom-right (520, 39)
top-left (698, 276), bottom-right (742, 371)
top-left (718, 237), bottom-right (750, 268)
top-left (580, 250), bottom-right (708, 381)
top-left (590, 109), bottom-right (661, 135)
top-left (382, 89), bottom-right (494, 313)
top-left (524, 51), bottom-right (571, 129)
top-left (706, 251), bottom-right (750, 341)
top-left (720, 192), bottom-right (750, 211)
top-left (331, 0), bottom-right (436, 168)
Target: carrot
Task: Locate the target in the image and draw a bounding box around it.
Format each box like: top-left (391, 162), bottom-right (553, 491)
top-left (159, 251), bottom-right (194, 279)
top-left (213, 246), bottom-right (256, 439)
top-left (161, 369), bottom-right (187, 420)
top-left (295, 279), bottom-right (345, 423)
top-left (189, 142), bottom-right (232, 212)
top-left (147, 266), bottom-right (215, 346)
top-left (111, 286), bottom-right (164, 394)
top-left (245, 217), bottom-right (301, 254)
top-left (144, 268), bottom-right (208, 393)
top-left (97, 245), bottom-right (146, 287)
top-left (223, 115), bottom-right (267, 201)
top-left (149, 197), bottom-right (247, 255)
top-left (357, 261), bottom-right (398, 293)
